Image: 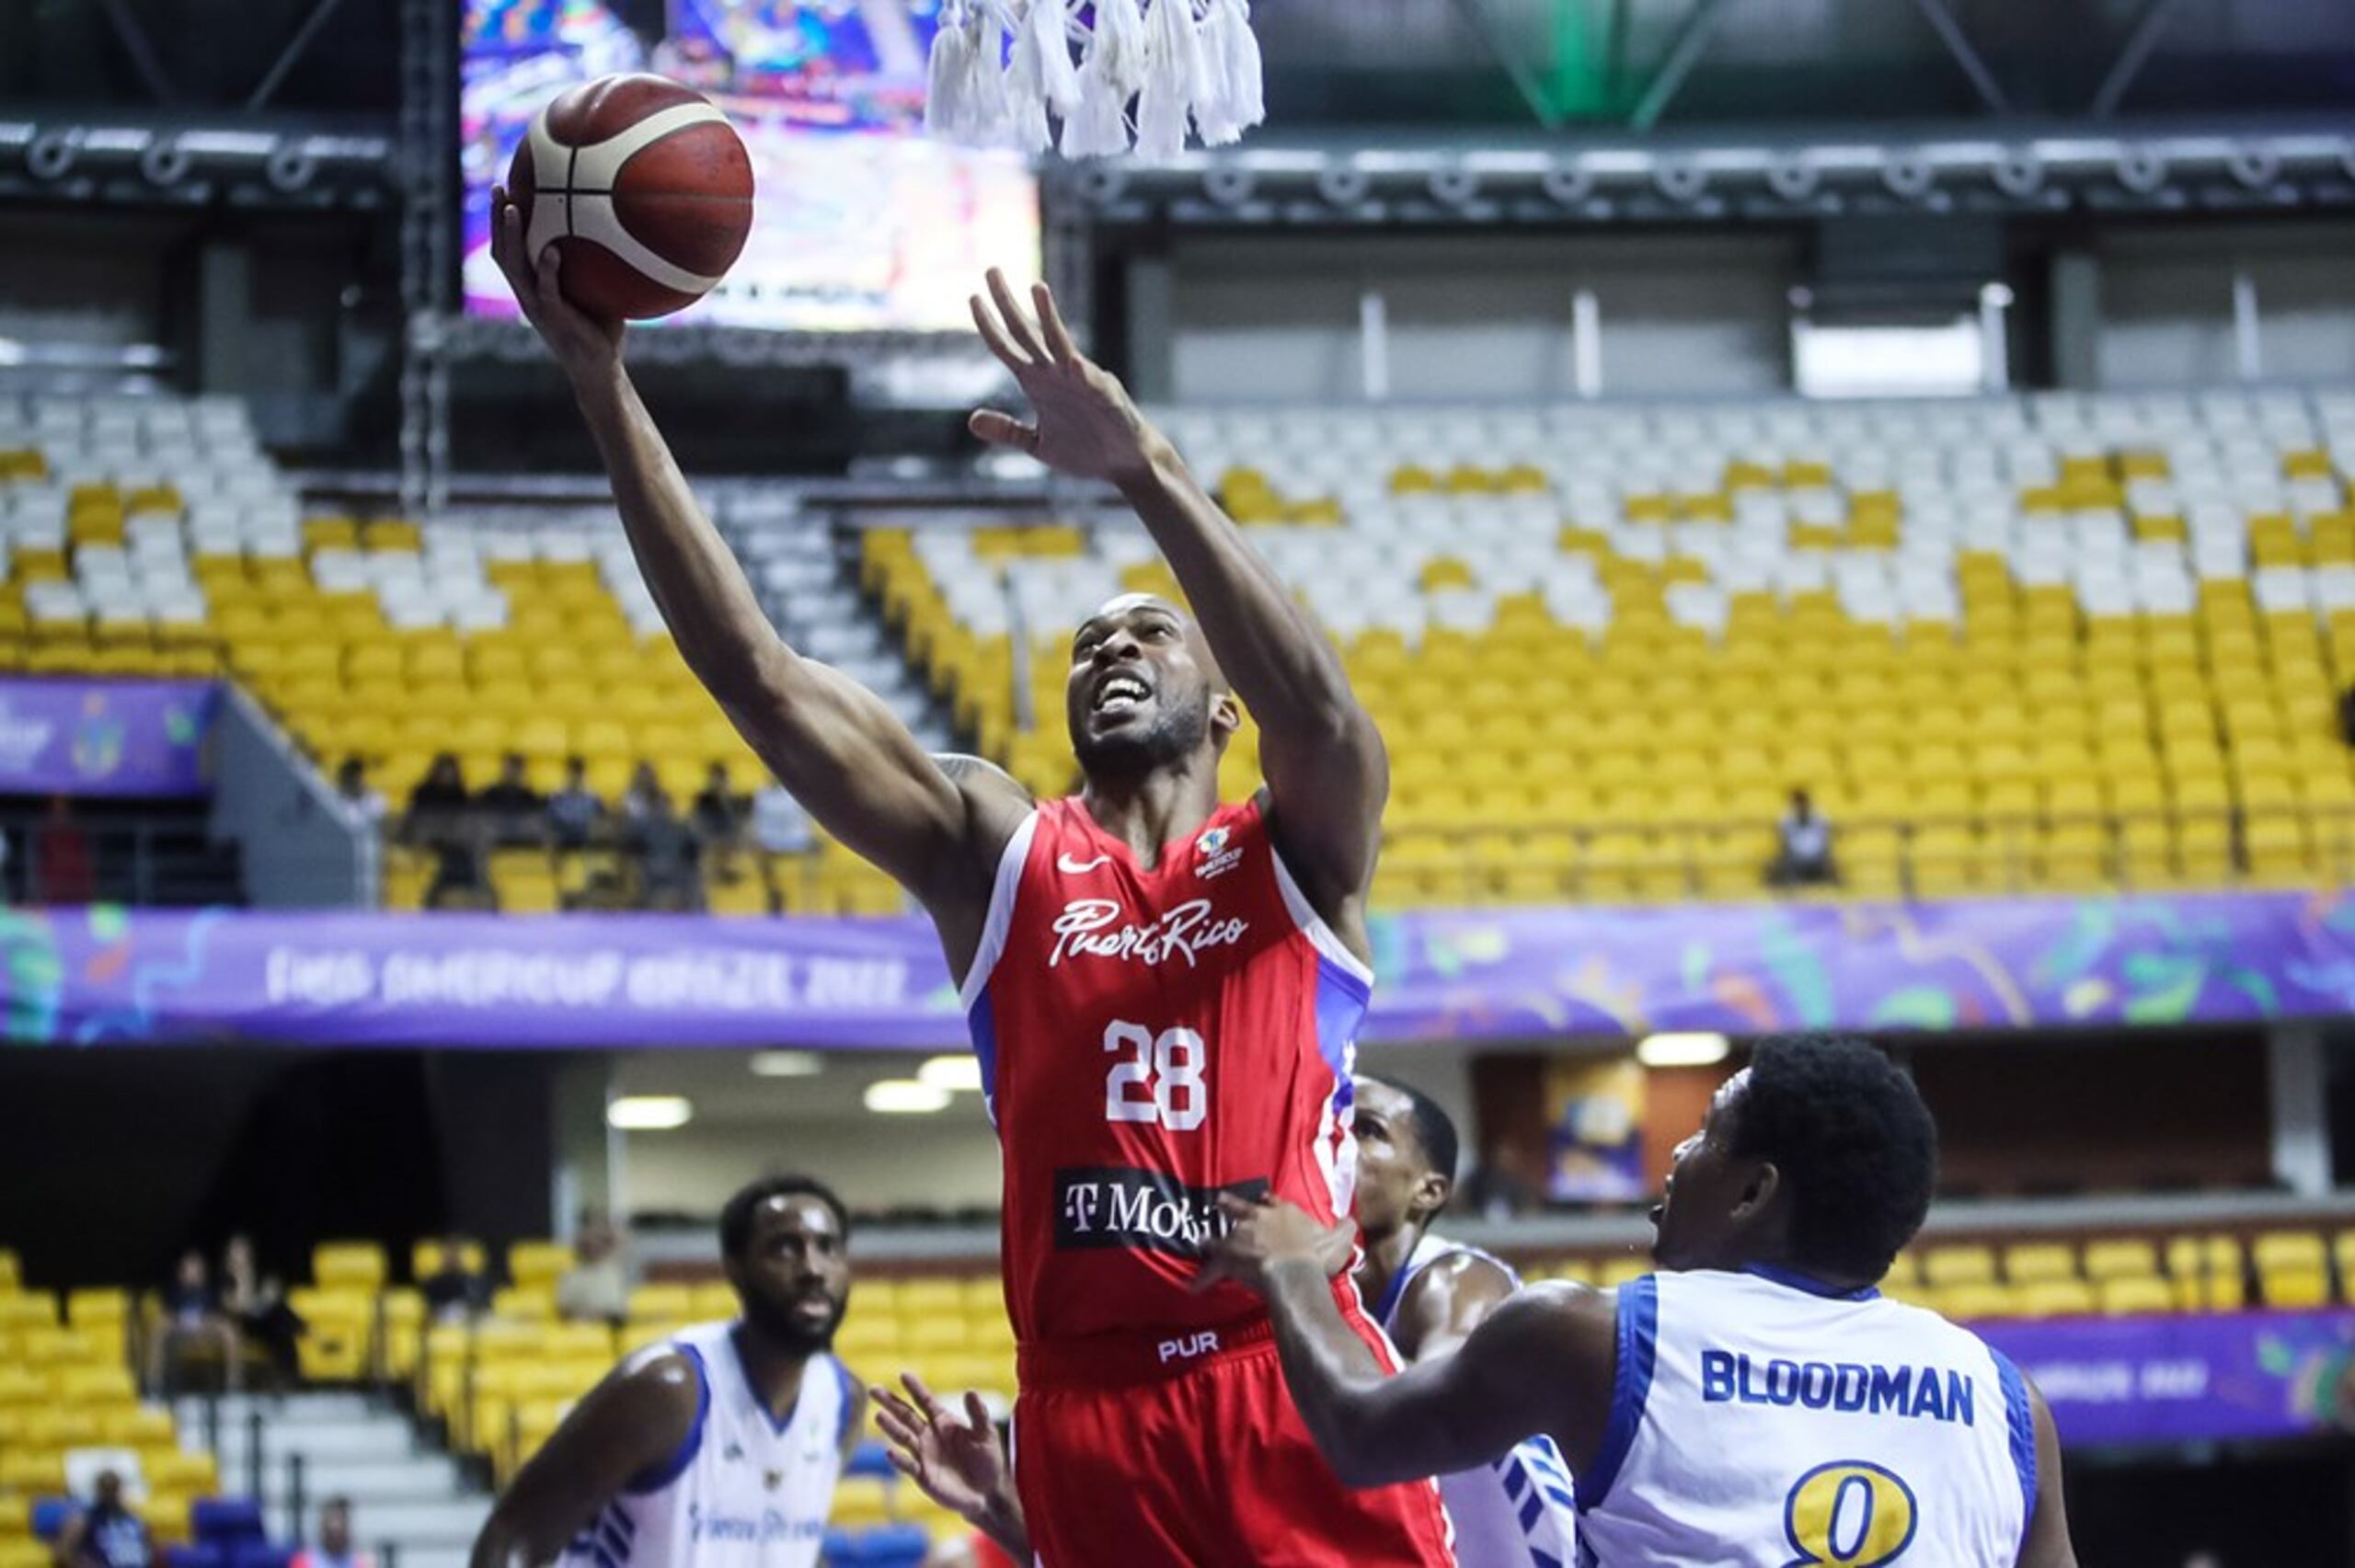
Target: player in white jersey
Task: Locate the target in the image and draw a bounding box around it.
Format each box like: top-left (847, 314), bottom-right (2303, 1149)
top-left (1204, 1036), bottom-right (2080, 1568)
top-left (471, 1176), bottom-right (867, 1568)
top-left (1355, 1077), bottom-right (1578, 1568)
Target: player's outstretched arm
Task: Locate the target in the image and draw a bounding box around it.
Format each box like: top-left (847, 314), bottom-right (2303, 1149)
top-left (870, 1373), bottom-right (1031, 1561)
top-left (1198, 1197), bottom-right (1614, 1487)
top-left (2017, 1379), bottom-right (2079, 1568)
top-left (469, 1347), bottom-right (701, 1568)
top-left (967, 271), bottom-right (1386, 923)
top-left (489, 194), bottom-right (1028, 926)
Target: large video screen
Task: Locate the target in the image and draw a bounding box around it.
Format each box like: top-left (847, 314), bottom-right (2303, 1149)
top-left (460, 0), bottom-right (1040, 332)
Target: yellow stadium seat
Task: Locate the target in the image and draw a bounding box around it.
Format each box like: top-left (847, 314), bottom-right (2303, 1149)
top-left (508, 1242), bottom-right (575, 1289)
top-left (2097, 1276), bottom-right (2176, 1316)
top-left (415, 1239), bottom-right (488, 1279)
top-left (2082, 1239), bottom-right (2159, 1281)
top-left (55, 1365), bottom-right (136, 1404)
top-left (628, 1285), bottom-right (695, 1322)
top-left (314, 1242), bottom-right (387, 1290)
top-left (98, 1406), bottom-right (178, 1448)
top-left (2002, 1243), bottom-right (2076, 1284)
top-left (0, 1293), bottom-right (56, 1331)
top-left (1922, 1246), bottom-right (1997, 1288)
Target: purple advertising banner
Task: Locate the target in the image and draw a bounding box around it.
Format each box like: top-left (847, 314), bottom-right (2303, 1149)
top-left (1979, 1308), bottom-right (2355, 1448)
top-left (0, 680), bottom-right (215, 797)
top-left (2, 887), bottom-right (2354, 1047)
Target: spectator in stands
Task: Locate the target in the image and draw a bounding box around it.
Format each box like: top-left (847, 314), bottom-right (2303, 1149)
top-left (33, 795), bottom-right (94, 904)
top-left (477, 754), bottom-right (546, 847)
top-left (420, 1235), bottom-right (491, 1323)
top-left (626, 786), bottom-right (705, 912)
top-left (335, 758), bottom-right (387, 832)
top-left (1767, 787), bottom-right (1837, 888)
top-left (407, 752), bottom-right (470, 820)
top-left (751, 773), bottom-right (816, 913)
top-left (554, 1212), bottom-right (632, 1324)
top-left (291, 1497), bottom-right (372, 1568)
top-left (53, 1471), bottom-right (151, 1568)
top-left (404, 755), bottom-right (492, 910)
top-left (546, 757), bottom-right (604, 852)
top-left (620, 761), bottom-right (665, 824)
top-left (220, 1233), bottom-right (303, 1391)
top-left (150, 1250), bottom-right (239, 1395)
top-left (691, 762), bottom-right (745, 880)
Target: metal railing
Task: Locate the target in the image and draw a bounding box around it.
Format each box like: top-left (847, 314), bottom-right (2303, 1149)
top-left (0, 820), bottom-right (244, 907)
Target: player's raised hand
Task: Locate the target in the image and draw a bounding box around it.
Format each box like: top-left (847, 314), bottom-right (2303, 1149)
top-left (1193, 1194), bottom-right (1359, 1297)
top-left (968, 269), bottom-right (1169, 487)
top-left (490, 186), bottom-right (625, 382)
top-left (870, 1372), bottom-right (1008, 1524)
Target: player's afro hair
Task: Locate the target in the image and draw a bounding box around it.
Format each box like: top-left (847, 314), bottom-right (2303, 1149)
top-left (1729, 1036), bottom-right (1936, 1283)
top-left (719, 1173), bottom-right (851, 1260)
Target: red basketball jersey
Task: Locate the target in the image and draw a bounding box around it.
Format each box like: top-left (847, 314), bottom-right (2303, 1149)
top-left (961, 795), bottom-right (1372, 1345)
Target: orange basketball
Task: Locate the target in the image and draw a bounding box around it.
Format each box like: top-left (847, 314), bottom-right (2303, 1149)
top-left (507, 74), bottom-right (754, 321)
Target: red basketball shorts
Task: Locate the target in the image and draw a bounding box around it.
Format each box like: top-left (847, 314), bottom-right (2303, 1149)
top-left (1009, 1291), bottom-right (1455, 1567)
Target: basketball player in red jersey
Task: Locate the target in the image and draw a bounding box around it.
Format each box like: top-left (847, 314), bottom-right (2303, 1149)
top-left (493, 200), bottom-right (1449, 1564)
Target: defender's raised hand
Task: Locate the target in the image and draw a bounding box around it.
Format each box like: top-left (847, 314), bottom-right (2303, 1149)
top-left (968, 269), bottom-right (1168, 487)
top-left (869, 1373), bottom-right (1022, 1546)
top-left (489, 185), bottom-right (625, 383)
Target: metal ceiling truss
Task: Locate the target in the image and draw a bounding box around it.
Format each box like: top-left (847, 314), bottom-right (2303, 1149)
top-left (1058, 125), bottom-right (2355, 228)
top-left (0, 120), bottom-right (391, 208)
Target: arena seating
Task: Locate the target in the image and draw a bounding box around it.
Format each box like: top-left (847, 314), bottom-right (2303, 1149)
top-left (1522, 1224), bottom-right (2355, 1318)
top-left (0, 394), bottom-right (920, 916)
top-left (864, 387), bottom-right (2355, 905)
top-left (0, 1251), bottom-right (226, 1555)
top-left (13, 385), bottom-right (2355, 910)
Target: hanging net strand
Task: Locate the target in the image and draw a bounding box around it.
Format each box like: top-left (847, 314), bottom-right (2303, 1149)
top-left (925, 0), bottom-right (1265, 160)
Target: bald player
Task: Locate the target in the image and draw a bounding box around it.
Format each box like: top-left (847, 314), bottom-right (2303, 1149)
top-left (493, 197), bottom-right (1448, 1565)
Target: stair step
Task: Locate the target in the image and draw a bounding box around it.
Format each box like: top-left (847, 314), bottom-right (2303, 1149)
top-left (178, 1394), bottom-right (383, 1429)
top-left (329, 1500), bottom-right (493, 1544)
top-left (258, 1458), bottom-right (465, 1506)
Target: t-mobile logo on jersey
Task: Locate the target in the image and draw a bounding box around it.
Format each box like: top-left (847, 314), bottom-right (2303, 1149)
top-left (1048, 898), bottom-right (1250, 969)
top-left (1054, 1166), bottom-right (1271, 1255)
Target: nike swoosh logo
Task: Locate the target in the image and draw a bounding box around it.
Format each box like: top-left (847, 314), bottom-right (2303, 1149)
top-left (1058, 853), bottom-right (1112, 874)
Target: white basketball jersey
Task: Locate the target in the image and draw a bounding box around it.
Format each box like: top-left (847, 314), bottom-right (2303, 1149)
top-left (1575, 1269), bottom-right (2037, 1568)
top-left (1377, 1235), bottom-right (1580, 1568)
top-left (564, 1322), bottom-right (854, 1568)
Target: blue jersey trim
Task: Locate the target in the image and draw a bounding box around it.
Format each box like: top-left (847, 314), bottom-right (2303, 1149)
top-left (1992, 1347), bottom-right (2038, 1551)
top-left (1373, 1254), bottom-right (1418, 1328)
top-left (624, 1342), bottom-right (710, 1494)
top-left (1577, 1273), bottom-right (1657, 1510)
top-left (1743, 1264), bottom-right (1880, 1302)
top-left (969, 993), bottom-right (1000, 1128)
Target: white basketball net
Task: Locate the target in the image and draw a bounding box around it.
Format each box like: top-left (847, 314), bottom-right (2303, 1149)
top-left (925, 0), bottom-right (1265, 161)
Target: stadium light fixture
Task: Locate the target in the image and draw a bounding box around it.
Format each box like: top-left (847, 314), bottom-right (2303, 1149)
top-left (918, 1055), bottom-right (983, 1093)
top-left (606, 1095), bottom-right (695, 1130)
top-left (865, 1080), bottom-right (952, 1115)
top-left (1636, 1032), bottom-right (1731, 1069)
top-left (749, 1050), bottom-right (824, 1078)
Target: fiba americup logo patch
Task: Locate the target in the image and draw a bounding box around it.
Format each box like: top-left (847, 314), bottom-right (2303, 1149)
top-left (1054, 1168), bottom-right (1271, 1254)
top-left (1195, 825), bottom-right (1244, 879)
